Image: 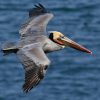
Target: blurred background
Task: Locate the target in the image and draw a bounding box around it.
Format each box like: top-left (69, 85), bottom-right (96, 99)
top-left (0, 0), bottom-right (100, 100)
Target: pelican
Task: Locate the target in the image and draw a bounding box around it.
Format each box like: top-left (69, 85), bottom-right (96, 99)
top-left (2, 4), bottom-right (92, 93)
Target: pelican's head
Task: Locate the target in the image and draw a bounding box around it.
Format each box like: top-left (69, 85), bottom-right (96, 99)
top-left (49, 31), bottom-right (92, 54)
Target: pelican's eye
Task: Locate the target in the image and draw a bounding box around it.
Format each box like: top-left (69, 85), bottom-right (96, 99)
top-left (60, 35), bottom-right (65, 39)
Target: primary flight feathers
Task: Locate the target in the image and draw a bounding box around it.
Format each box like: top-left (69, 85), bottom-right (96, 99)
top-left (29, 3), bottom-right (49, 17)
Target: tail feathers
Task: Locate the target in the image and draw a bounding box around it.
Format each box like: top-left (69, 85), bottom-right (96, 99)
top-left (1, 42), bottom-right (18, 55)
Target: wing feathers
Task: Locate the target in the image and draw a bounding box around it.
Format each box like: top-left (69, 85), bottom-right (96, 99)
top-left (19, 4), bottom-right (53, 38)
top-left (23, 67), bottom-right (41, 93)
top-left (17, 45), bottom-right (50, 93)
top-left (29, 3), bottom-right (48, 17)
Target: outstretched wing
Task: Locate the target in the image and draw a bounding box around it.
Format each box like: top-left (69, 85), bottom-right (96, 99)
top-left (17, 44), bottom-right (50, 93)
top-left (19, 3), bottom-right (53, 38)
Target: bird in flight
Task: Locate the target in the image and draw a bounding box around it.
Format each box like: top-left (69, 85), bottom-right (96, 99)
top-left (1, 3), bottom-right (92, 93)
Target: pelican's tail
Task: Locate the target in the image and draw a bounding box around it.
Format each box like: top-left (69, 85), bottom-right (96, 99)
top-left (1, 42), bottom-right (18, 55)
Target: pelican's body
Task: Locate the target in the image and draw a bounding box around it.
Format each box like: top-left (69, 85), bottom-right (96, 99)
top-left (19, 35), bottom-right (63, 53)
top-left (1, 4), bottom-right (92, 93)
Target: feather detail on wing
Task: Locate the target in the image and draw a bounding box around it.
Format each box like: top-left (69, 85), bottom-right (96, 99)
top-left (29, 3), bottom-right (49, 17)
top-left (19, 3), bottom-right (53, 38)
top-left (17, 44), bottom-right (50, 93)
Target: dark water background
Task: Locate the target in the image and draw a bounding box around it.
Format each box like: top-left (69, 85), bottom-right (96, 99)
top-left (0, 0), bottom-right (100, 100)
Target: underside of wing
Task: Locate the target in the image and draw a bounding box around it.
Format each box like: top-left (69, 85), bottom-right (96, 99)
top-left (19, 3), bottom-right (53, 38)
top-left (17, 45), bottom-right (50, 93)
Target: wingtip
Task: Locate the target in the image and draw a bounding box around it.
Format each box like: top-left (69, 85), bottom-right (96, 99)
top-left (38, 3), bottom-right (45, 8)
top-left (34, 3), bottom-right (46, 10)
top-left (22, 83), bottom-right (30, 93)
top-left (29, 3), bottom-right (49, 17)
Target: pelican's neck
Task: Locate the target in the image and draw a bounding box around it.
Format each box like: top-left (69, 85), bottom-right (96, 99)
top-left (43, 38), bottom-right (65, 53)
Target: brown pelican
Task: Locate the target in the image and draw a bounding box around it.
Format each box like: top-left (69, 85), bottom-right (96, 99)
top-left (1, 4), bottom-right (92, 93)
